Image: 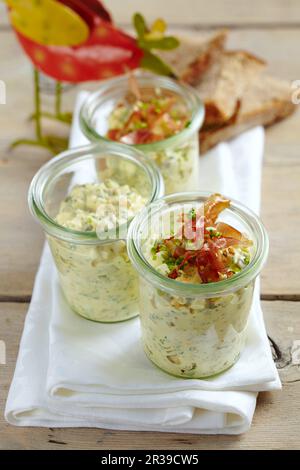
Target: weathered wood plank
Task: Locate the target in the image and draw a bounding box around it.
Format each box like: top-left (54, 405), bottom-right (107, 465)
top-left (0, 29), bottom-right (300, 298)
top-left (2, 1), bottom-right (300, 28)
top-left (0, 301), bottom-right (299, 449)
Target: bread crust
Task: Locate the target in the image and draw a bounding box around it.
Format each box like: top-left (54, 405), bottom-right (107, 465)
top-left (162, 30), bottom-right (296, 153)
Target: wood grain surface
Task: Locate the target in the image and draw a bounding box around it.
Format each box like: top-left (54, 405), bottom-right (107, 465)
top-left (0, 0), bottom-right (299, 450)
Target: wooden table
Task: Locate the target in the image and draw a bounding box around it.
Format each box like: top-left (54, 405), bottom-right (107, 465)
top-left (0, 1), bottom-right (300, 450)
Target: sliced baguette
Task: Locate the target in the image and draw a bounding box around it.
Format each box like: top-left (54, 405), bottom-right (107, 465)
top-left (158, 30), bottom-right (227, 85)
top-left (196, 50), bottom-right (266, 126)
top-left (199, 75), bottom-right (296, 153)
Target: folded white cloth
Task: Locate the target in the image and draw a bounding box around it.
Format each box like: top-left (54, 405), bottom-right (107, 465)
top-left (5, 92), bottom-right (280, 434)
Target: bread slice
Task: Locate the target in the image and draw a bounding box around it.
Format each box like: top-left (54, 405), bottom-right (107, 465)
top-left (195, 50), bottom-right (266, 126)
top-left (158, 30), bottom-right (227, 85)
top-left (199, 75), bottom-right (296, 153)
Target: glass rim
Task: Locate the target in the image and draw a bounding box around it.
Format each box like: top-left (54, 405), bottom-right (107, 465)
top-left (28, 142), bottom-right (164, 245)
top-left (79, 72), bottom-right (205, 151)
top-left (127, 191), bottom-right (269, 297)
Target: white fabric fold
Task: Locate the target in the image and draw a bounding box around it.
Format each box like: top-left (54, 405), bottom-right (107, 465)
top-left (5, 91), bottom-right (280, 434)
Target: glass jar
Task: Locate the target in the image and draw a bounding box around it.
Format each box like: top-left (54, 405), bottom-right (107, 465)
top-left (127, 192), bottom-right (269, 378)
top-left (79, 73), bottom-right (204, 195)
top-left (28, 142), bottom-right (164, 323)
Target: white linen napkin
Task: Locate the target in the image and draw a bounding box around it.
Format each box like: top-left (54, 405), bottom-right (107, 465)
top-left (5, 92), bottom-right (280, 434)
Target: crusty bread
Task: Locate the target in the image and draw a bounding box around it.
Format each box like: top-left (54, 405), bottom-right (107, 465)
top-left (159, 30), bottom-right (227, 85)
top-left (195, 50), bottom-right (266, 126)
top-left (200, 75), bottom-right (296, 153)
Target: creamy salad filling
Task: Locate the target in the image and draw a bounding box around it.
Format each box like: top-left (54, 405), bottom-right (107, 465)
top-left (106, 88), bottom-right (199, 194)
top-left (140, 193), bottom-right (254, 378)
top-left (49, 179), bottom-right (146, 322)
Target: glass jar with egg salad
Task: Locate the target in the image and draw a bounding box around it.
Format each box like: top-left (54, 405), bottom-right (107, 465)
top-left (127, 192), bottom-right (269, 378)
top-left (79, 73), bottom-right (204, 195)
top-left (28, 142), bottom-right (164, 322)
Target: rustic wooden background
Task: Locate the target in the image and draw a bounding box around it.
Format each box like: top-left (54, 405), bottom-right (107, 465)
top-left (0, 0), bottom-right (299, 449)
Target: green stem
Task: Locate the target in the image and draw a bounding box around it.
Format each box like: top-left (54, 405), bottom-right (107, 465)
top-left (33, 68), bottom-right (42, 140)
top-left (55, 81), bottom-right (62, 117)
